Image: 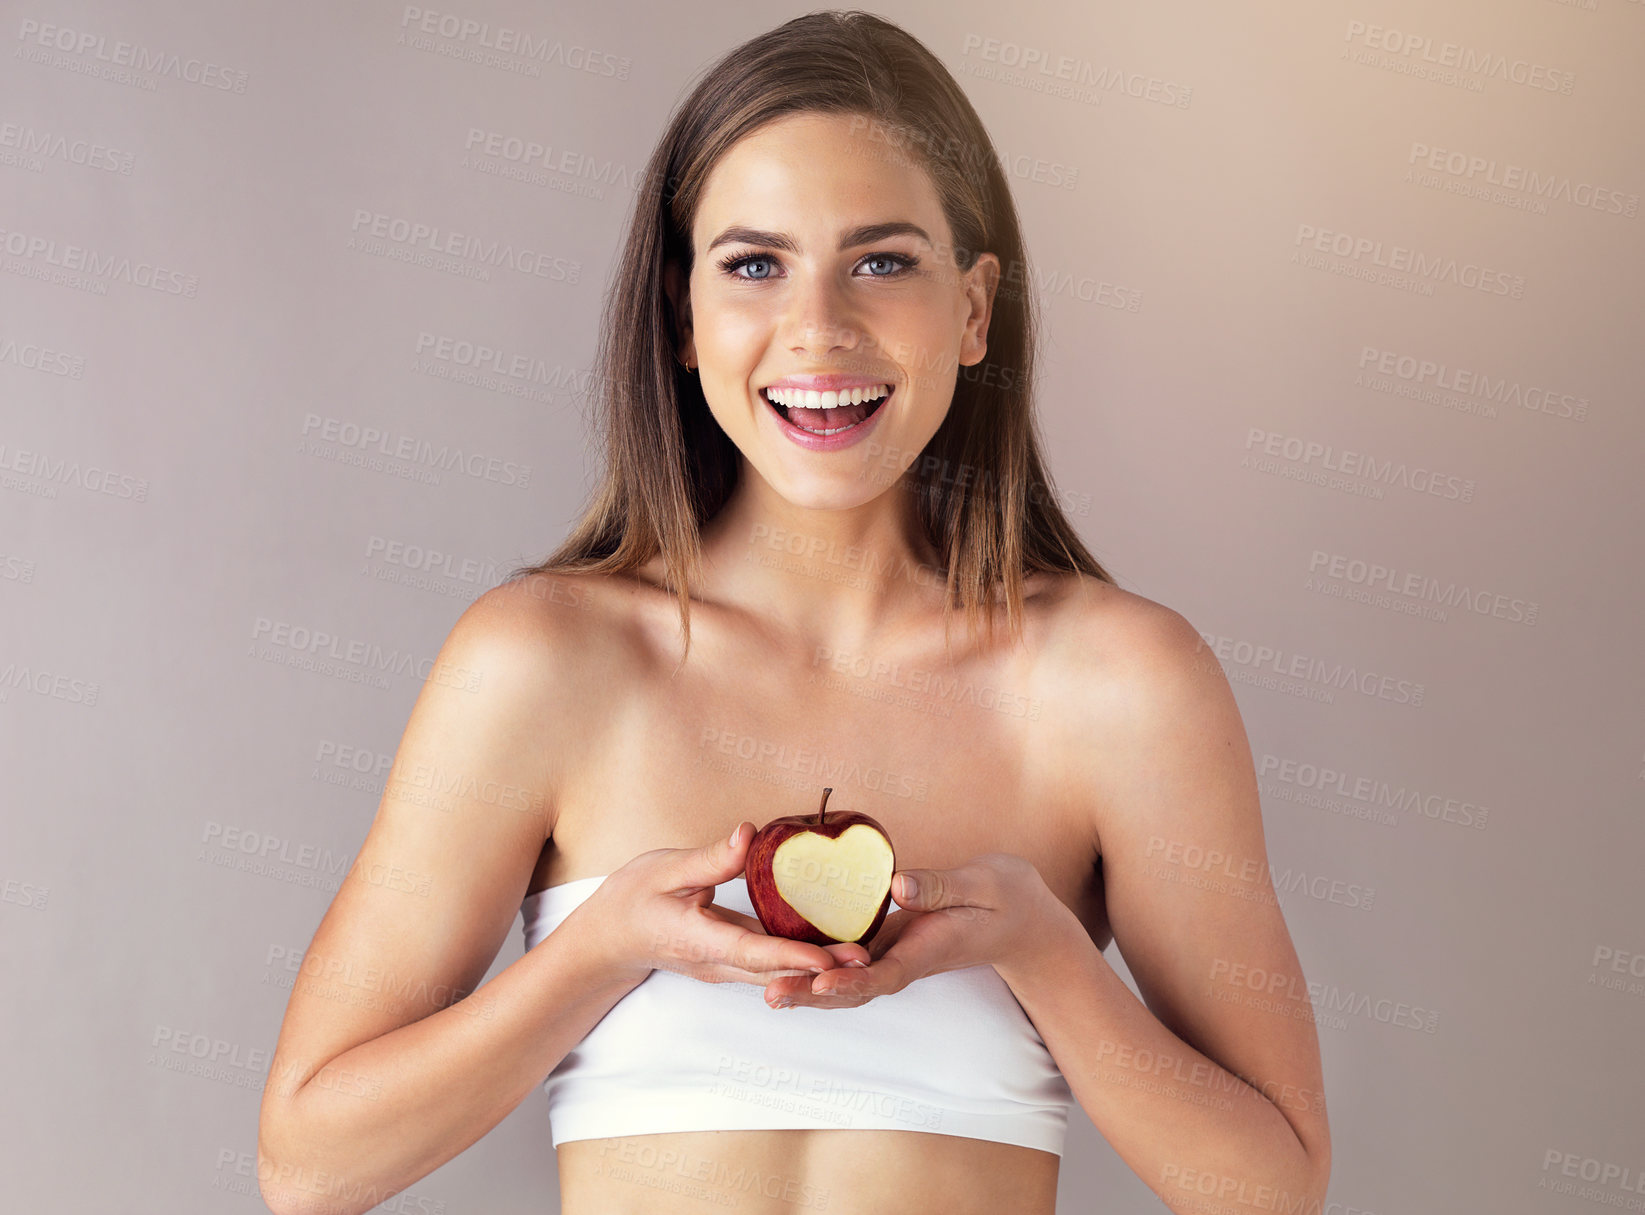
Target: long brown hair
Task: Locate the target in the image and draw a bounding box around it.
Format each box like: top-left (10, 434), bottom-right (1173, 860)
top-left (508, 9), bottom-right (1116, 662)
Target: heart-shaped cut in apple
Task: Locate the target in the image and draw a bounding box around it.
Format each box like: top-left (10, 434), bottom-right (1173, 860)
top-left (745, 788), bottom-right (898, 945)
top-left (770, 823), bottom-right (895, 942)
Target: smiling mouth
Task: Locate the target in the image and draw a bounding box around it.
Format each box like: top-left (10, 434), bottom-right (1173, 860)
top-left (761, 386), bottom-right (893, 436)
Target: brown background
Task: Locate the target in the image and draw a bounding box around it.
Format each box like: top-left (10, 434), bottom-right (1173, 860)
top-left (3, 1), bottom-right (1642, 1211)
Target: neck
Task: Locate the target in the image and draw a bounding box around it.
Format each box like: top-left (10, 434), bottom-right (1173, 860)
top-left (695, 463), bottom-right (947, 656)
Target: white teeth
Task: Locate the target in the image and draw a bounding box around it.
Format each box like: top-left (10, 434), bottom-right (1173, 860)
top-left (764, 383), bottom-right (890, 409)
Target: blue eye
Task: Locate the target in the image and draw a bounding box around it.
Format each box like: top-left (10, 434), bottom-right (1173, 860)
top-left (862, 254), bottom-right (909, 277)
top-left (721, 254), bottom-right (776, 280)
top-left (715, 251), bottom-right (920, 281)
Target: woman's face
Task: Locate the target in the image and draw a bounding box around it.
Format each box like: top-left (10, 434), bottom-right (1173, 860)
top-left (669, 111), bottom-right (999, 510)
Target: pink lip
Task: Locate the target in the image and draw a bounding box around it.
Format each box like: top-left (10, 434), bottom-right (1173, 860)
top-left (761, 382), bottom-right (891, 452)
top-left (762, 373), bottom-right (895, 392)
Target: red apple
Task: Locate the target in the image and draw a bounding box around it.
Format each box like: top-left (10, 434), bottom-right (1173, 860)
top-left (744, 788), bottom-right (897, 945)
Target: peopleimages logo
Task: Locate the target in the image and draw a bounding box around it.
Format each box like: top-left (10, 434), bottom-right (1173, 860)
top-left (348, 210), bottom-right (581, 283)
top-left (1258, 754), bottom-right (1490, 829)
top-left (1209, 958), bottom-right (1440, 1032)
top-left (1197, 631), bottom-right (1426, 706)
top-left (14, 19), bottom-right (251, 92)
top-left (1356, 346), bottom-right (1588, 421)
top-left (1244, 428), bottom-right (1476, 502)
top-left (398, 7), bottom-right (632, 78)
top-left (0, 121), bottom-right (136, 173)
top-left (0, 441), bottom-right (149, 501)
top-left (1294, 223), bottom-right (1526, 298)
top-left (461, 127), bottom-right (643, 192)
top-left (1408, 143), bottom-right (1637, 217)
top-left (0, 224), bottom-right (199, 297)
top-left (299, 413), bottom-right (531, 488)
top-left (1538, 1149), bottom-right (1645, 1198)
top-left (958, 33), bottom-right (1193, 108)
top-left (1343, 20), bottom-right (1575, 94)
top-left (1307, 550), bottom-right (1538, 626)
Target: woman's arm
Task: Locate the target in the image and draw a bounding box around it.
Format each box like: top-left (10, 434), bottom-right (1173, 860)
top-left (996, 898), bottom-right (1327, 1213)
top-left (259, 900), bottom-right (645, 1215)
top-left (256, 580), bottom-right (618, 1215)
top-left (257, 579), bottom-right (855, 1215)
top-left (1000, 600), bottom-right (1331, 1214)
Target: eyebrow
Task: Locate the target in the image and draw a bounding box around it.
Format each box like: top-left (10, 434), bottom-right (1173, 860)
top-left (705, 221), bottom-right (933, 254)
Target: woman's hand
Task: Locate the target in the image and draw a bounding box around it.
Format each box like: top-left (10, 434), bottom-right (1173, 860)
top-left (571, 821), bottom-right (871, 988)
top-left (760, 853), bottom-right (1059, 1010)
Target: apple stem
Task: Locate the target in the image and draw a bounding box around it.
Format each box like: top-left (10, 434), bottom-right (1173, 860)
top-left (817, 787), bottom-right (832, 825)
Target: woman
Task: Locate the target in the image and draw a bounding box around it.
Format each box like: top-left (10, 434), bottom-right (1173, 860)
top-left (258, 11), bottom-right (1330, 1215)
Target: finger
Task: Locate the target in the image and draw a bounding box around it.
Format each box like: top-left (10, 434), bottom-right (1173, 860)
top-left (662, 821), bottom-right (756, 893)
top-left (696, 907), bottom-right (868, 970)
top-left (659, 949), bottom-right (829, 986)
top-left (893, 866), bottom-right (992, 913)
top-left (699, 905), bottom-right (871, 967)
top-left (758, 940), bottom-right (866, 996)
top-left (692, 964), bottom-right (823, 986)
top-left (761, 973), bottom-right (814, 1007)
top-left (854, 925), bottom-right (957, 998)
top-left (664, 960), bottom-right (828, 986)
top-left (699, 905), bottom-right (768, 935)
top-left (763, 969), bottom-right (876, 1009)
top-left (821, 940), bottom-right (872, 968)
top-left (688, 914), bottom-right (837, 976)
top-left (864, 909), bottom-right (914, 960)
top-left (785, 965), bottom-right (879, 1008)
top-left (892, 868), bottom-right (937, 909)
top-left (810, 958), bottom-right (886, 1001)
top-left (816, 919), bottom-right (963, 1000)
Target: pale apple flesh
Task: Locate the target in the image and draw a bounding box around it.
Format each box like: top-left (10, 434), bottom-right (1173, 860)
top-left (770, 824), bottom-right (895, 942)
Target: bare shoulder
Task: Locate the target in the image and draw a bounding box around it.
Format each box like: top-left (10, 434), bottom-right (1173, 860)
top-left (466, 566), bottom-right (651, 766)
top-left (470, 569), bottom-right (610, 648)
top-left (1035, 571), bottom-right (1210, 691)
top-left (1033, 573), bottom-right (1237, 853)
top-left (467, 568), bottom-right (652, 676)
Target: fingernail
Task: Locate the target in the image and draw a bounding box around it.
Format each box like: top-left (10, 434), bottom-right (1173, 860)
top-left (898, 874), bottom-right (918, 900)
top-left (728, 824), bottom-right (740, 847)
top-left (847, 959), bottom-right (867, 968)
top-left (773, 997), bottom-right (793, 1009)
top-left (807, 966), bottom-right (825, 974)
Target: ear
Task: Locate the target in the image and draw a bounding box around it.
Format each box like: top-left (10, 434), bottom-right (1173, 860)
top-left (662, 259), bottom-right (696, 367)
top-left (957, 252), bottom-right (1000, 368)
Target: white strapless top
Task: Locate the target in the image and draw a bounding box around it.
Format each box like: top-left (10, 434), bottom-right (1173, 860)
top-left (520, 873), bottom-right (1075, 1154)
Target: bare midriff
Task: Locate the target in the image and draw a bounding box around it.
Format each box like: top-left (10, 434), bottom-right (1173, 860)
top-left (556, 1128), bottom-right (1061, 1215)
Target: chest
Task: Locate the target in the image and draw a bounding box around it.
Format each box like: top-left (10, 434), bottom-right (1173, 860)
top-left (533, 613), bottom-right (1108, 943)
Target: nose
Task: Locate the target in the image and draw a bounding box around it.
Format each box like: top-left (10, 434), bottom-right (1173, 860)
top-left (779, 271), bottom-right (864, 360)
